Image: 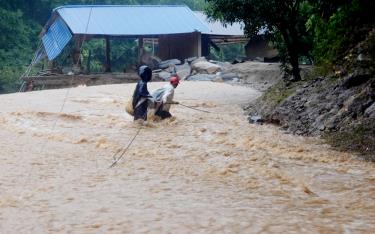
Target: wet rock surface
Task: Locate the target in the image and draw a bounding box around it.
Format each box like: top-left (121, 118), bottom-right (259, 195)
top-left (247, 73), bottom-right (374, 137)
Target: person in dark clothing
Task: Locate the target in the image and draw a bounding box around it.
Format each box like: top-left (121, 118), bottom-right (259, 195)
top-left (132, 65), bottom-right (153, 121)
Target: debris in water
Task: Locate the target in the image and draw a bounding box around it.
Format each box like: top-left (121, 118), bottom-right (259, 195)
top-left (248, 115), bottom-right (264, 124)
top-left (75, 138), bottom-right (89, 144)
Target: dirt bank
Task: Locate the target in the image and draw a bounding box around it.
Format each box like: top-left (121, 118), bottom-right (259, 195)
top-left (0, 82), bottom-right (374, 233)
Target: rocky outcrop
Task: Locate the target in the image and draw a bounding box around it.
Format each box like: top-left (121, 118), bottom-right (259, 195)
top-left (268, 73), bottom-right (374, 136)
top-left (155, 57), bottom-right (244, 82)
top-left (155, 57), bottom-right (217, 81)
top-left (191, 60), bottom-right (221, 74)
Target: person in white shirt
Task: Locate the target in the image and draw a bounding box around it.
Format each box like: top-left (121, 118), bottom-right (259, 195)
top-left (151, 76), bottom-right (180, 119)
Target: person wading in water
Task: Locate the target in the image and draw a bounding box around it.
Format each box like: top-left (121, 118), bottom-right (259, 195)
top-left (132, 65), bottom-right (153, 122)
top-left (151, 76), bottom-right (180, 119)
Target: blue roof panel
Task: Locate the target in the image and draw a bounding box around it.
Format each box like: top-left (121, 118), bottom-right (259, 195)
top-left (42, 17), bottom-right (72, 60)
top-left (55, 5), bottom-right (210, 36)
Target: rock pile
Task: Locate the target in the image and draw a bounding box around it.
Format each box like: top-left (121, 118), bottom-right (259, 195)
top-left (271, 73), bottom-right (374, 136)
top-left (153, 57), bottom-right (241, 83)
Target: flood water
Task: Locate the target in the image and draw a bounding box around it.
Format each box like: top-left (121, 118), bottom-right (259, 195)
top-left (0, 82), bottom-right (374, 233)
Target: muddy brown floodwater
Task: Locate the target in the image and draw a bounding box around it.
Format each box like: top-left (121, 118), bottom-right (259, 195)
top-left (0, 81), bottom-right (374, 233)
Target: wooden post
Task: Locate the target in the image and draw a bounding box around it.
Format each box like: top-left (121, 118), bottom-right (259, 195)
top-left (197, 32), bottom-right (202, 57)
top-left (193, 31), bottom-right (202, 57)
top-left (86, 50), bottom-right (91, 74)
top-left (69, 36), bottom-right (84, 74)
top-left (73, 36), bottom-right (83, 66)
top-left (105, 37), bottom-right (111, 72)
top-left (138, 37), bottom-right (144, 64)
top-left (201, 34), bottom-right (210, 57)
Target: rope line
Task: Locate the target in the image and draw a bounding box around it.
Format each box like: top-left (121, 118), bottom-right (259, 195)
top-left (39, 7), bottom-right (93, 156)
top-left (106, 100), bottom-right (242, 169)
top-left (177, 103), bottom-right (213, 113)
top-left (109, 127), bottom-right (141, 168)
top-left (104, 100), bottom-right (243, 169)
top-left (19, 42), bottom-right (44, 92)
top-left (174, 103), bottom-right (243, 116)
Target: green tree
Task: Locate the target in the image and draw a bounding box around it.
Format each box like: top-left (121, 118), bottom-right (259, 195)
top-left (205, 0), bottom-right (314, 81)
top-left (307, 0), bottom-right (375, 67)
top-left (0, 7), bottom-right (40, 93)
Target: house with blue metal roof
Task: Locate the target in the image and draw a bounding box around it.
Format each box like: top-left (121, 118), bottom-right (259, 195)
top-left (21, 5), bottom-right (271, 91)
top-left (41, 5), bottom-right (210, 71)
top-left (19, 5), bottom-right (282, 92)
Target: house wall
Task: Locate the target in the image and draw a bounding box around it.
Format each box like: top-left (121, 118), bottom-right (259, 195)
top-left (158, 32), bottom-right (201, 60)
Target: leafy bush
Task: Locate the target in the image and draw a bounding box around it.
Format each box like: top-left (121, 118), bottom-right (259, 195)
top-left (308, 0), bottom-right (375, 66)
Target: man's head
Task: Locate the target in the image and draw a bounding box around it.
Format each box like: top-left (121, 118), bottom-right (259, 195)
top-left (138, 65), bottom-right (152, 82)
top-left (170, 76), bottom-right (179, 88)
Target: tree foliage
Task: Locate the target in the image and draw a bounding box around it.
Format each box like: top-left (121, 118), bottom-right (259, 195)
top-left (307, 0), bottom-right (375, 66)
top-left (206, 0), bottom-right (313, 81)
top-left (205, 0), bottom-right (374, 80)
top-left (0, 7), bottom-right (40, 92)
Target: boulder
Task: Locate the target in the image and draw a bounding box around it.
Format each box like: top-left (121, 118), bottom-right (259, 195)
top-left (159, 59), bottom-right (181, 69)
top-left (175, 63), bottom-right (191, 80)
top-left (216, 72), bottom-right (239, 81)
top-left (364, 102), bottom-right (375, 118)
top-left (212, 77), bottom-right (224, 83)
top-left (190, 57), bottom-right (207, 65)
top-left (342, 69), bottom-right (371, 88)
top-left (213, 61), bottom-right (232, 71)
top-left (157, 71), bottom-right (172, 81)
top-left (357, 53), bottom-right (372, 62)
top-left (187, 74), bottom-right (216, 81)
top-left (141, 54), bottom-right (161, 70)
top-left (191, 61), bottom-right (221, 74)
top-left (62, 67), bottom-right (73, 74)
top-left (248, 115), bottom-right (264, 124)
top-left (186, 57), bottom-right (198, 63)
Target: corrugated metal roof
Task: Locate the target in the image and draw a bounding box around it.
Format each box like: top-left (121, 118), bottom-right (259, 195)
top-left (42, 17), bottom-right (72, 60)
top-left (55, 5), bottom-right (210, 36)
top-left (193, 12), bottom-right (245, 36)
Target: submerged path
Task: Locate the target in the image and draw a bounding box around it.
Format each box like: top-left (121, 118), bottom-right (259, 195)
top-left (0, 82), bottom-right (374, 233)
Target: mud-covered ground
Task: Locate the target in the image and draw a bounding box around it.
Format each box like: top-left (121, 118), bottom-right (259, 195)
top-left (0, 81), bottom-right (374, 233)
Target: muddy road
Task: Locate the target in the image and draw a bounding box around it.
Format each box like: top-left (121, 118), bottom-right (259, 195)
top-left (0, 82), bottom-right (374, 233)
